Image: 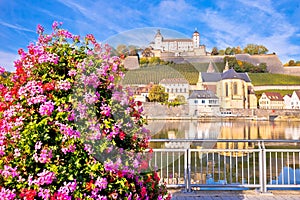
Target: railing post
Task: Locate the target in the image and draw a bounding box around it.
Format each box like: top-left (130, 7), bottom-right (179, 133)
top-left (259, 141), bottom-right (267, 193)
top-left (184, 147), bottom-right (192, 192)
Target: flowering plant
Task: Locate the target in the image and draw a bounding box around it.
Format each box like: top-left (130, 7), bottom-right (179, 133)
top-left (0, 22), bottom-right (171, 200)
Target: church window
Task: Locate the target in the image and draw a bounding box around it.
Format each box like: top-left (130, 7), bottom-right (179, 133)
top-left (233, 82), bottom-right (238, 95)
top-left (225, 83), bottom-right (229, 97)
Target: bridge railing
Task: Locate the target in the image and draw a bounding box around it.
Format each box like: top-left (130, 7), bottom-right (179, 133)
top-left (147, 139), bottom-right (300, 192)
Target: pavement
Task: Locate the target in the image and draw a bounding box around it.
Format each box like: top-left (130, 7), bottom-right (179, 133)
top-left (170, 190), bottom-right (300, 200)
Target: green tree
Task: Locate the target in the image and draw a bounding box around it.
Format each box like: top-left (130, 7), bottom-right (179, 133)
top-left (243, 44), bottom-right (268, 55)
top-left (211, 47), bottom-right (219, 55)
top-left (225, 47), bottom-right (233, 55)
top-left (218, 49), bottom-right (225, 55)
top-left (148, 85), bottom-right (168, 102)
top-left (289, 60), bottom-right (295, 66)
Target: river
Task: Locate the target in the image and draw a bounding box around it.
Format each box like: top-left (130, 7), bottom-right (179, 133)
top-left (147, 120), bottom-right (300, 149)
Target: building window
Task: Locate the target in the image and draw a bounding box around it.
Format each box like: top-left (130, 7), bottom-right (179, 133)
top-left (225, 83), bottom-right (229, 97)
top-left (202, 100), bottom-right (205, 104)
top-left (194, 100), bottom-right (198, 104)
top-left (233, 82), bottom-right (238, 95)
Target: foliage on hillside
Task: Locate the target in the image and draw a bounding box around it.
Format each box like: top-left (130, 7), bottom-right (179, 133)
top-left (248, 73), bottom-right (300, 86)
top-left (283, 60), bottom-right (300, 66)
top-left (224, 56), bottom-right (267, 73)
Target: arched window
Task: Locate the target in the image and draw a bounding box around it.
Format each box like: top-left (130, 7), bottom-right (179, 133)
top-left (225, 83), bottom-right (229, 97)
top-left (233, 82), bottom-right (238, 95)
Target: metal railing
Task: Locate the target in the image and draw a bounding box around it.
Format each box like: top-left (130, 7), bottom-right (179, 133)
top-left (148, 139), bottom-right (300, 192)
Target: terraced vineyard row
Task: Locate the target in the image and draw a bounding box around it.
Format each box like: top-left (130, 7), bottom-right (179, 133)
top-left (121, 65), bottom-right (185, 85)
top-left (121, 62), bottom-right (225, 85)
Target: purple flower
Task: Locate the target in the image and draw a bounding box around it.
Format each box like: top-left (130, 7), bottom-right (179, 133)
top-left (39, 101), bottom-right (55, 116)
top-left (56, 80), bottom-right (71, 91)
top-left (36, 24), bottom-right (44, 34)
top-left (95, 177), bottom-right (107, 190)
top-left (35, 141), bottom-right (42, 150)
top-left (0, 187), bottom-right (16, 200)
top-left (68, 69), bottom-right (77, 77)
top-left (38, 188), bottom-right (50, 199)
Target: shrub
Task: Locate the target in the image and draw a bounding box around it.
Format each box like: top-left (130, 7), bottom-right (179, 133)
top-left (0, 22), bottom-right (170, 200)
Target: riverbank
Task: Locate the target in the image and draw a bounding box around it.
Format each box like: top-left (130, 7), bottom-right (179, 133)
top-left (143, 102), bottom-right (300, 121)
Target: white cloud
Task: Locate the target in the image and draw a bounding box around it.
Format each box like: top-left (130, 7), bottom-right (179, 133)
top-left (0, 51), bottom-right (18, 72)
top-left (0, 21), bottom-right (35, 33)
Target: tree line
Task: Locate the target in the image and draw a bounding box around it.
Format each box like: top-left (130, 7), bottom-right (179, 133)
top-left (211, 44), bottom-right (269, 55)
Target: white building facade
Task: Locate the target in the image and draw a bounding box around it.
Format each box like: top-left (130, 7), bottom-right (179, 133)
top-left (188, 90), bottom-right (220, 117)
top-left (259, 92), bottom-right (284, 109)
top-left (284, 91), bottom-right (300, 109)
top-left (159, 78), bottom-right (189, 101)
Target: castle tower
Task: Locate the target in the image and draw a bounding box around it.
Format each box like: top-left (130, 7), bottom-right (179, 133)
top-left (192, 28), bottom-right (200, 48)
top-left (154, 29), bottom-right (163, 50)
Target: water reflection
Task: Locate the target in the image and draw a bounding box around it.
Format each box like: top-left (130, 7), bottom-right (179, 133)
top-left (148, 120), bottom-right (300, 149)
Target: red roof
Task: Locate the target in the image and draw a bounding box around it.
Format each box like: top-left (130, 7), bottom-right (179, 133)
top-left (264, 92), bottom-right (283, 101)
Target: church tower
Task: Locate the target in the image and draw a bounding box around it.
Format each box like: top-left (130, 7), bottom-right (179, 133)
top-left (192, 28), bottom-right (200, 48)
top-left (154, 29), bottom-right (163, 50)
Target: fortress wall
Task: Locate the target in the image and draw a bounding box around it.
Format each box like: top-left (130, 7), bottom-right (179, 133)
top-left (283, 66), bottom-right (300, 76)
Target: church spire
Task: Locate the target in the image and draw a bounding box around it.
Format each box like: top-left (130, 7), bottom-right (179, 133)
top-left (207, 61), bottom-right (215, 73)
top-left (223, 59), bottom-right (229, 72)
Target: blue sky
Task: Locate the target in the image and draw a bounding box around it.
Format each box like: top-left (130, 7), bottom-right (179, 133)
top-left (1, 0), bottom-right (300, 72)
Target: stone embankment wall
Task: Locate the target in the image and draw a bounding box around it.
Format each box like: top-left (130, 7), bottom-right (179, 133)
top-left (143, 102), bottom-right (300, 119)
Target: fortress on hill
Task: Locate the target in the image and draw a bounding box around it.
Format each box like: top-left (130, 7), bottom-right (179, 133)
top-left (148, 29), bottom-right (207, 57)
top-left (146, 29), bottom-right (285, 74)
top-left (124, 29), bottom-right (297, 75)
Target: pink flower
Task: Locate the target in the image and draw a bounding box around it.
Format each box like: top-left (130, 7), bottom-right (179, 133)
top-left (95, 177), bottom-right (107, 190)
top-left (61, 144), bottom-right (76, 154)
top-left (36, 24), bottom-right (44, 34)
top-left (52, 21), bottom-right (59, 30)
top-left (35, 141), bottom-right (42, 150)
top-left (68, 69), bottom-right (77, 77)
top-left (0, 187), bottom-right (16, 200)
top-left (38, 188), bottom-right (50, 199)
top-left (56, 80), bottom-right (71, 91)
top-left (39, 101), bottom-right (55, 116)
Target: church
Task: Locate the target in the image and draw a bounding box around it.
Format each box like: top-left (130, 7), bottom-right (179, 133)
top-left (149, 29), bottom-right (207, 57)
top-left (196, 61), bottom-right (257, 109)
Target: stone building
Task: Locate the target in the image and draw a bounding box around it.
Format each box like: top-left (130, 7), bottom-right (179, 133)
top-left (197, 65), bottom-right (257, 109)
top-left (149, 29), bottom-right (206, 56)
